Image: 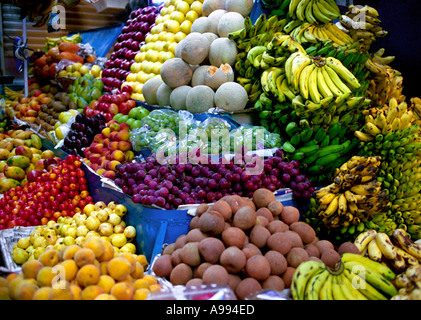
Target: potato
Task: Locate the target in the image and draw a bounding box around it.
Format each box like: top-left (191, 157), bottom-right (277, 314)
top-left (198, 210), bottom-right (225, 236)
top-left (193, 262), bottom-right (213, 278)
top-left (314, 240), bottom-right (335, 255)
top-left (235, 277), bottom-right (262, 300)
top-left (255, 215), bottom-right (269, 228)
top-left (210, 199), bottom-right (232, 221)
top-left (186, 278), bottom-right (203, 286)
top-left (227, 274), bottom-right (242, 292)
top-left (162, 243), bottom-right (176, 255)
top-left (264, 250), bottom-right (287, 275)
top-left (220, 246), bottom-right (247, 273)
top-left (304, 243), bottom-right (320, 258)
top-left (240, 197), bottom-right (256, 211)
top-left (308, 256), bottom-right (324, 263)
top-left (196, 203), bottom-right (209, 217)
top-left (180, 242), bottom-right (201, 267)
top-left (249, 225), bottom-right (271, 248)
top-left (280, 206), bottom-right (300, 225)
top-left (267, 200), bottom-right (283, 216)
top-left (282, 267), bottom-right (296, 288)
top-left (242, 243), bottom-right (262, 259)
top-left (189, 216), bottom-right (200, 229)
top-left (152, 254), bottom-right (173, 277)
top-left (267, 232), bottom-right (292, 255)
top-left (198, 237), bottom-right (225, 263)
top-left (169, 263), bottom-right (193, 285)
top-left (171, 248), bottom-right (182, 265)
top-left (245, 255), bottom-right (271, 281)
top-left (337, 242), bottom-right (360, 255)
top-left (221, 227), bottom-right (247, 248)
top-left (175, 234), bottom-right (188, 249)
top-left (320, 249), bottom-right (340, 269)
top-left (222, 195), bottom-right (243, 213)
top-left (284, 230), bottom-right (303, 248)
top-left (256, 207), bottom-right (274, 223)
top-left (186, 228), bottom-right (208, 243)
top-left (290, 221), bottom-right (316, 244)
top-left (286, 247), bottom-right (309, 268)
top-left (252, 188), bottom-right (276, 208)
top-left (268, 220), bottom-right (289, 234)
top-left (202, 265), bottom-right (230, 285)
top-left (233, 206), bottom-right (257, 230)
top-left (262, 275), bottom-right (285, 291)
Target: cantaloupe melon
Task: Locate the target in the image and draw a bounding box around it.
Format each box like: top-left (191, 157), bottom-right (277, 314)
top-left (191, 17), bottom-right (210, 33)
top-left (175, 39), bottom-right (185, 58)
top-left (207, 9), bottom-right (227, 35)
top-left (186, 85), bottom-right (215, 113)
top-left (156, 83), bottom-right (173, 107)
top-left (191, 65), bottom-right (209, 87)
top-left (160, 58), bottom-right (193, 89)
top-left (203, 64), bottom-right (234, 90)
top-left (217, 11), bottom-right (245, 37)
top-left (180, 32), bottom-right (210, 65)
top-left (214, 82), bottom-right (248, 112)
top-left (143, 77), bottom-right (164, 105)
top-left (202, 0), bottom-right (226, 16)
top-left (202, 32), bottom-right (219, 45)
top-left (225, 0), bottom-right (254, 17)
top-left (209, 37), bottom-right (238, 67)
top-left (170, 85), bottom-right (192, 110)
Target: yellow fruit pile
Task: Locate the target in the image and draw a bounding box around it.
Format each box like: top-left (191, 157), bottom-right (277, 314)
top-left (1, 236), bottom-right (160, 300)
top-left (12, 201), bottom-right (137, 264)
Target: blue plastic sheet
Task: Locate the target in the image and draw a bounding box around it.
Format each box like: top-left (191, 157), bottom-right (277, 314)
top-left (67, 23), bottom-right (125, 58)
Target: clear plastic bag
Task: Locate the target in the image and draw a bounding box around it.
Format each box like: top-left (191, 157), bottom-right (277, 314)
top-left (229, 124), bottom-right (283, 154)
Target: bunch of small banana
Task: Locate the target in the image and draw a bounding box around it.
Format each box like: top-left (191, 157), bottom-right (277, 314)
top-left (409, 97), bottom-right (421, 127)
top-left (4, 87), bottom-right (23, 102)
top-left (287, 21), bottom-right (354, 47)
top-left (364, 49), bottom-right (405, 108)
top-left (44, 33), bottom-right (82, 51)
top-left (338, 4), bottom-right (387, 51)
top-left (392, 264), bottom-right (421, 300)
top-left (290, 253), bottom-right (398, 300)
top-left (354, 228), bottom-right (421, 275)
top-left (288, 0), bottom-right (341, 24)
top-left (308, 156), bottom-right (390, 234)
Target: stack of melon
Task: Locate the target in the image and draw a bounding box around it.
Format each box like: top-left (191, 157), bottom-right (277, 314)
top-left (143, 0), bottom-right (253, 114)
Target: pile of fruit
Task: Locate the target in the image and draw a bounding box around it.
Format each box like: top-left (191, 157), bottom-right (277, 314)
top-left (56, 62), bottom-right (103, 80)
top-left (1, 236), bottom-right (159, 300)
top-left (112, 149), bottom-right (314, 209)
top-left (66, 74), bottom-right (104, 115)
top-left (152, 188), bottom-right (359, 299)
top-left (0, 155), bottom-right (91, 230)
top-left (113, 105), bottom-right (150, 130)
top-left (83, 120), bottom-right (135, 179)
top-left (12, 201), bottom-right (136, 265)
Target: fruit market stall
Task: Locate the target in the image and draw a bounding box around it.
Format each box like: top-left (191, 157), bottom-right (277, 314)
top-left (0, 0), bottom-right (421, 303)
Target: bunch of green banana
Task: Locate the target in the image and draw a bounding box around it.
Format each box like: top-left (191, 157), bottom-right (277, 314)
top-left (392, 264), bottom-right (421, 300)
top-left (281, 118), bottom-right (359, 184)
top-left (288, 0), bottom-right (341, 24)
top-left (44, 33), bottom-right (82, 51)
top-left (354, 228), bottom-right (421, 276)
top-left (287, 21), bottom-right (354, 47)
top-left (290, 253), bottom-right (398, 300)
top-left (355, 98), bottom-right (421, 239)
top-left (338, 4), bottom-right (387, 51)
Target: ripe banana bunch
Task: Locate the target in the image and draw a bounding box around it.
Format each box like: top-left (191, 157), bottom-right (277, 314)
top-left (44, 33), bottom-right (82, 51)
top-left (4, 87), bottom-right (23, 101)
top-left (290, 253), bottom-right (398, 300)
top-left (355, 98), bottom-right (418, 142)
top-left (392, 264), bottom-right (421, 300)
top-left (287, 22), bottom-right (354, 47)
top-left (338, 4), bottom-right (387, 51)
top-left (354, 229), bottom-right (421, 275)
top-left (288, 0), bottom-right (341, 24)
top-left (311, 155), bottom-right (390, 232)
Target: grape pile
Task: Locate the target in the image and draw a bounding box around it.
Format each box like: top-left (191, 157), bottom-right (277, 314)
top-left (112, 149), bottom-right (315, 209)
top-left (62, 114), bottom-right (107, 156)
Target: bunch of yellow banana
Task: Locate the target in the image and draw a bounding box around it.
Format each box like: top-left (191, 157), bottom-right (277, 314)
top-left (4, 87), bottom-right (23, 101)
top-left (392, 264), bottom-right (421, 300)
top-left (338, 4), bottom-right (387, 51)
top-left (287, 21), bottom-right (354, 47)
top-left (285, 52), bottom-right (361, 106)
top-left (354, 228), bottom-right (421, 275)
top-left (288, 0), bottom-right (341, 24)
top-left (44, 33), bottom-right (82, 51)
top-left (409, 97), bottom-right (421, 127)
top-left (354, 98), bottom-right (416, 142)
top-left (290, 253), bottom-right (398, 300)
top-left (312, 155), bottom-right (389, 230)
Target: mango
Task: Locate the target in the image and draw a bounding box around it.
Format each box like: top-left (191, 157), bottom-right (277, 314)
top-left (4, 165), bottom-right (26, 181)
top-left (7, 155), bottom-right (31, 169)
top-left (31, 134), bottom-right (42, 150)
top-left (0, 178), bottom-right (21, 193)
top-left (0, 149), bottom-right (10, 160)
top-left (0, 160), bottom-right (7, 172)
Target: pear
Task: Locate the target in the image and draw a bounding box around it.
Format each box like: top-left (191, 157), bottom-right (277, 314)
top-left (13, 248), bottom-right (29, 264)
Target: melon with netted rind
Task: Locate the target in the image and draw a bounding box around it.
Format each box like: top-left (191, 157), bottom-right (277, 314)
top-left (217, 11), bottom-right (245, 37)
top-left (214, 82), bottom-right (248, 112)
